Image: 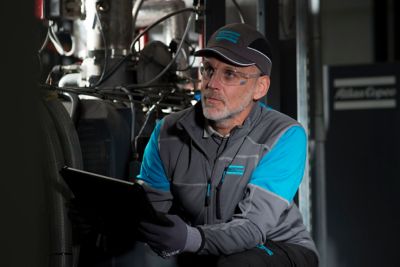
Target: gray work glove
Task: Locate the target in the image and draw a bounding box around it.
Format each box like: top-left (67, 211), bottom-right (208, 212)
top-left (138, 214), bottom-right (203, 258)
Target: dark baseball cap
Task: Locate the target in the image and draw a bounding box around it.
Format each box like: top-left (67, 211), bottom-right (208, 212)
top-left (194, 23), bottom-right (272, 76)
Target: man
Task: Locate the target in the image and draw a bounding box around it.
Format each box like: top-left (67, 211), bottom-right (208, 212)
top-left (137, 23), bottom-right (318, 267)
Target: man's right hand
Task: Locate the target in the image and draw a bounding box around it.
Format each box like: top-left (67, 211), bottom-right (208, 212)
top-left (67, 198), bottom-right (139, 254)
top-left (67, 198), bottom-right (104, 244)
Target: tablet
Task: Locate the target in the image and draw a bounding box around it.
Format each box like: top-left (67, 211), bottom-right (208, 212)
top-left (60, 166), bottom-right (172, 226)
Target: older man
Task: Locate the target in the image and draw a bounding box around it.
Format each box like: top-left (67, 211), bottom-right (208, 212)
top-left (137, 23), bottom-right (318, 267)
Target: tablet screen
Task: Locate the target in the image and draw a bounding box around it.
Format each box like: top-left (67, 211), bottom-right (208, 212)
top-left (60, 166), bottom-right (172, 226)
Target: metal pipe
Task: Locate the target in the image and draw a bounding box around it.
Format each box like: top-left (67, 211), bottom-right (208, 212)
top-left (78, 0), bottom-right (133, 86)
top-left (309, 0), bottom-right (328, 266)
top-left (58, 73), bottom-right (81, 87)
top-left (107, 0), bottom-right (134, 56)
top-left (296, 0), bottom-right (312, 233)
top-left (84, 0), bottom-right (133, 55)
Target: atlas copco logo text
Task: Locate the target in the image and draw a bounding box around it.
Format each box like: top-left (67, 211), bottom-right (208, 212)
top-left (334, 87), bottom-right (397, 100)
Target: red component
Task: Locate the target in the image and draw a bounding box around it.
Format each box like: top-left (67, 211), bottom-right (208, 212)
top-left (34, 0), bottom-right (44, 20)
top-left (198, 33), bottom-right (204, 50)
top-left (139, 28), bottom-right (149, 48)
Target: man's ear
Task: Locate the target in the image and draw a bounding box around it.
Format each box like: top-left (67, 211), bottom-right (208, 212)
top-left (253, 76), bottom-right (270, 101)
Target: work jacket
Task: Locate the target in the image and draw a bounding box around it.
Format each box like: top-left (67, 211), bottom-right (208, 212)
top-left (138, 101), bottom-right (318, 256)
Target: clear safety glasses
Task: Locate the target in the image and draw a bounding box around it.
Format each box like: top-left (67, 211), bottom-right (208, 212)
top-left (200, 62), bottom-right (261, 86)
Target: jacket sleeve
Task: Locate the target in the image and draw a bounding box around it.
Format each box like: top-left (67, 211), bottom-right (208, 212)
top-left (136, 119), bottom-right (173, 213)
top-left (198, 125), bottom-right (307, 255)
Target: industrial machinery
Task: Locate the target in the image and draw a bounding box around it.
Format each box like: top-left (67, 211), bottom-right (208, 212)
top-left (37, 1), bottom-right (204, 266)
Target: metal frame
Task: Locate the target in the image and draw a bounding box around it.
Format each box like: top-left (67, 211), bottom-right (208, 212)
top-left (296, 0), bottom-right (312, 232)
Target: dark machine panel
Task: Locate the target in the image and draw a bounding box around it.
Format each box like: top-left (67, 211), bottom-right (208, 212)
top-left (325, 63), bottom-right (400, 266)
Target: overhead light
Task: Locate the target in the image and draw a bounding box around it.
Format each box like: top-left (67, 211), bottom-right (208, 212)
top-left (310, 0), bottom-right (320, 14)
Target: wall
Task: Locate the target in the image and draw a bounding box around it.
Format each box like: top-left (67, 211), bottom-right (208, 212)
top-left (321, 0), bottom-right (374, 65)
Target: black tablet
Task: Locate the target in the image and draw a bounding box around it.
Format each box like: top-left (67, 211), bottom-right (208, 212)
top-left (60, 166), bottom-right (172, 226)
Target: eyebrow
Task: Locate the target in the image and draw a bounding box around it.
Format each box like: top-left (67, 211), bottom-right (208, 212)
top-left (203, 60), bottom-right (237, 71)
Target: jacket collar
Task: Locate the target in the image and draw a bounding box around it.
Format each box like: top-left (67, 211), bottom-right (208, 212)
top-left (177, 101), bottom-right (263, 143)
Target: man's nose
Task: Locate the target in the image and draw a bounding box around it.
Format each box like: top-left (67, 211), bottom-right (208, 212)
top-left (207, 70), bottom-right (222, 89)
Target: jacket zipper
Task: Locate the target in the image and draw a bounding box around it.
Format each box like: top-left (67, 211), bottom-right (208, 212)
top-left (205, 136), bottom-right (230, 221)
top-left (216, 167), bottom-right (227, 219)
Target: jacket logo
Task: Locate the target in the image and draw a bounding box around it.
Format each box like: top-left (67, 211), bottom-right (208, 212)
top-left (226, 165), bottom-right (245, 175)
top-left (215, 30), bottom-right (240, 44)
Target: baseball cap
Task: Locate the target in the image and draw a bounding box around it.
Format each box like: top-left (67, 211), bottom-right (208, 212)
top-left (194, 23), bottom-right (272, 76)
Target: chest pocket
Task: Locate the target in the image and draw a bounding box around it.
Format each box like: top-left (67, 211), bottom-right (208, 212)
top-left (215, 159), bottom-right (258, 220)
top-left (214, 138), bottom-right (267, 221)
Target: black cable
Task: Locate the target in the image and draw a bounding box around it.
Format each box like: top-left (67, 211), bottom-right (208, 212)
top-left (107, 82), bottom-right (178, 90)
top-left (173, 38), bottom-right (196, 71)
top-left (132, 0), bottom-right (145, 31)
top-left (129, 7), bottom-right (196, 53)
top-left (134, 12), bottom-right (196, 87)
top-left (40, 83), bottom-right (181, 100)
top-left (94, 55), bottom-right (130, 87)
top-left (38, 28), bottom-right (50, 54)
top-left (176, 54), bottom-right (196, 72)
top-left (134, 88), bottom-right (175, 152)
top-left (96, 7), bottom-right (198, 87)
top-left (231, 0), bottom-right (245, 23)
top-left (48, 21), bottom-right (75, 56)
top-left (93, 8), bottom-right (108, 87)
top-left (45, 65), bottom-right (62, 85)
top-left (37, 28), bottom-right (50, 84)
top-left (41, 81), bottom-right (178, 92)
top-left (41, 85), bottom-right (184, 114)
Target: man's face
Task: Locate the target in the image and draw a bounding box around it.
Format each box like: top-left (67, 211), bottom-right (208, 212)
top-left (200, 57), bottom-right (267, 124)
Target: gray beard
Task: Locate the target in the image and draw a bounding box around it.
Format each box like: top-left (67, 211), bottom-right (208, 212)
top-left (200, 83), bottom-right (256, 123)
top-left (202, 100), bottom-right (247, 123)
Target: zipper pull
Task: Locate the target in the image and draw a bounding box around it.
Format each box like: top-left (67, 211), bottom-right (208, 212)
top-left (256, 244), bottom-right (274, 256)
top-left (205, 179), bottom-right (211, 206)
top-left (216, 167), bottom-right (227, 219)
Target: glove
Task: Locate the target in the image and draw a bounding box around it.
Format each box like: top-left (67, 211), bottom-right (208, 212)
top-left (138, 214), bottom-right (203, 258)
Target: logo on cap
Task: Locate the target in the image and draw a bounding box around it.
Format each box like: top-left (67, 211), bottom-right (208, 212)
top-left (215, 30), bottom-right (240, 44)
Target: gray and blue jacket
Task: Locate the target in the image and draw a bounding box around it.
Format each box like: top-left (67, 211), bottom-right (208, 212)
top-left (137, 101), bottom-right (318, 256)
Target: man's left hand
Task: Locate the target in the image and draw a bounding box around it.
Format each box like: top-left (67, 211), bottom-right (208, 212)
top-left (138, 214), bottom-right (203, 258)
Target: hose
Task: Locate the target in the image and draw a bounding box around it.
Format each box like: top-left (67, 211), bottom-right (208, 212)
top-left (129, 7), bottom-right (196, 53)
top-left (118, 86), bottom-right (136, 145)
top-left (48, 21), bottom-right (75, 57)
top-left (133, 11), bottom-right (195, 87)
top-left (96, 7), bottom-right (197, 87)
top-left (232, 0), bottom-right (245, 23)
